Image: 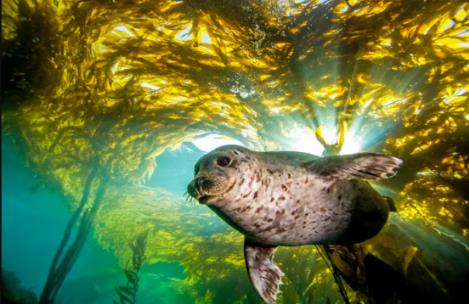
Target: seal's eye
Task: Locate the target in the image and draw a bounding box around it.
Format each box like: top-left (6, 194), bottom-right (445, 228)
top-left (217, 156), bottom-right (231, 167)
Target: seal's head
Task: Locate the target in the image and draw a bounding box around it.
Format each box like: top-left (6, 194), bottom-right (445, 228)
top-left (187, 145), bottom-right (254, 205)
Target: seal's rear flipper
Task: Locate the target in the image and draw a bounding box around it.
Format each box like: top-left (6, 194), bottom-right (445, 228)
top-left (244, 239), bottom-right (283, 304)
top-left (304, 153), bottom-right (402, 181)
top-left (384, 196), bottom-right (397, 212)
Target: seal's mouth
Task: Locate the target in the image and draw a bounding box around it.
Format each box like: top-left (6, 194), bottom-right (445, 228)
top-left (187, 178), bottom-right (215, 204)
top-left (187, 177), bottom-right (235, 204)
top-left (193, 193), bottom-right (216, 205)
top-left (198, 195), bottom-right (213, 204)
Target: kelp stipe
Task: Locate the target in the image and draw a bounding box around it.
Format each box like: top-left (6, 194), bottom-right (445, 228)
top-left (113, 231), bottom-right (149, 304)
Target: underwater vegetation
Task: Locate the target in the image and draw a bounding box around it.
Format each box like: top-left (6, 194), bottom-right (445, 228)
top-left (1, 269), bottom-right (38, 304)
top-left (113, 231), bottom-right (149, 304)
top-left (1, 0), bottom-right (468, 303)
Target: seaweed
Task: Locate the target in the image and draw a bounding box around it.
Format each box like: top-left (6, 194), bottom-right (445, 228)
top-left (1, 0), bottom-right (468, 303)
top-left (1, 0), bottom-right (61, 111)
top-left (39, 171), bottom-right (109, 304)
top-left (1, 269), bottom-right (38, 304)
top-left (113, 231), bottom-right (149, 304)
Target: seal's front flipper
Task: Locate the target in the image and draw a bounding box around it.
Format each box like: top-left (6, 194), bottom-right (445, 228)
top-left (304, 153), bottom-right (402, 181)
top-left (244, 238), bottom-right (283, 304)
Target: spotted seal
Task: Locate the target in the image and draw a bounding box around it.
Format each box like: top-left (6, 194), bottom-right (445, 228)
top-left (187, 145), bottom-right (402, 303)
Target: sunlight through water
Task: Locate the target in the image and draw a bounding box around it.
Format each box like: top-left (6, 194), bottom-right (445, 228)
top-left (2, 0), bottom-right (468, 303)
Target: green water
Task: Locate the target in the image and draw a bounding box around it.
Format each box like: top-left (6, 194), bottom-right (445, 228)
top-left (2, 136), bottom-right (217, 303)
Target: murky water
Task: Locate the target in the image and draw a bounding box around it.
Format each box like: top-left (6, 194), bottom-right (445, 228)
top-left (2, 0), bottom-right (468, 303)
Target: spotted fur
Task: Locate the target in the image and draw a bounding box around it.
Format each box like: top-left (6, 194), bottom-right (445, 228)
top-left (187, 145), bottom-right (402, 303)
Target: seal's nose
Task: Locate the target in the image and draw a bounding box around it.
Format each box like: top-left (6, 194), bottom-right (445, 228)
top-left (194, 176), bottom-right (209, 192)
top-left (187, 176), bottom-right (209, 199)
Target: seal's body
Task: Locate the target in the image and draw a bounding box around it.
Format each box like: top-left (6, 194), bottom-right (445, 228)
top-left (187, 145), bottom-right (402, 304)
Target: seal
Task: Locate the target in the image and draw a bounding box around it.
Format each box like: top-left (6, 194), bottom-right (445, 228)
top-left (187, 145), bottom-right (402, 303)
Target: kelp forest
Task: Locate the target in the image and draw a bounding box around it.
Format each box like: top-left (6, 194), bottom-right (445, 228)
top-left (1, 0), bottom-right (468, 303)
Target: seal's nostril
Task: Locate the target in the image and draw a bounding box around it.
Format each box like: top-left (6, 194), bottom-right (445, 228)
top-left (194, 177), bottom-right (214, 193)
top-left (195, 177), bottom-right (203, 189)
top-left (194, 177), bottom-right (207, 191)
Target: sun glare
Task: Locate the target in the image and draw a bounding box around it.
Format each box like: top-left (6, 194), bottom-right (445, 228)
top-left (176, 24), bottom-right (192, 41)
top-left (113, 25), bottom-right (134, 37)
top-left (341, 136), bottom-right (361, 154)
top-left (287, 127), bottom-right (325, 156)
top-left (191, 134), bottom-right (243, 152)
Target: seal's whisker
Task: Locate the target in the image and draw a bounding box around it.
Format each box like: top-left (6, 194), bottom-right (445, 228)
top-left (184, 190), bottom-right (195, 204)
